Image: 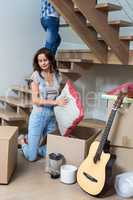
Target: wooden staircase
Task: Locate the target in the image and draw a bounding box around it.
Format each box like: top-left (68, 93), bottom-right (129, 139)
top-left (0, 82), bottom-right (32, 133)
top-left (50, 0), bottom-right (133, 65)
top-left (57, 58), bottom-right (93, 74)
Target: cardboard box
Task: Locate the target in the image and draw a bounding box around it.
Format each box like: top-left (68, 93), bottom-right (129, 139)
top-left (47, 127), bottom-right (101, 167)
top-left (107, 101), bottom-right (133, 148)
top-left (111, 146), bottom-right (133, 175)
top-left (0, 126), bottom-right (18, 184)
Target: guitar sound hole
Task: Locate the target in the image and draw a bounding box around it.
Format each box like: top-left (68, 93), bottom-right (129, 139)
top-left (83, 172), bottom-right (98, 182)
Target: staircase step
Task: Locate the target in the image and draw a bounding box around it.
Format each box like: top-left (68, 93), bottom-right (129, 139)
top-left (73, 4), bottom-right (79, 12)
top-left (71, 0), bottom-right (79, 12)
top-left (11, 85), bottom-right (31, 94)
top-left (24, 75), bottom-right (32, 88)
top-left (58, 68), bottom-right (82, 80)
top-left (78, 119), bottom-right (106, 129)
top-left (119, 36), bottom-right (133, 41)
top-left (0, 96), bottom-right (32, 108)
top-left (58, 58), bottom-right (93, 74)
top-left (61, 19), bottom-right (133, 29)
top-left (60, 23), bottom-right (69, 28)
top-left (57, 58), bottom-right (93, 63)
top-left (58, 49), bottom-right (91, 53)
top-left (87, 20), bottom-right (133, 28)
top-left (57, 48), bottom-right (133, 65)
top-left (60, 20), bottom-right (133, 29)
top-left (0, 108), bottom-right (25, 121)
top-left (24, 75), bottom-right (32, 82)
top-left (59, 68), bottom-right (74, 73)
top-left (109, 20), bottom-right (133, 27)
top-left (98, 35), bottom-right (133, 42)
top-left (73, 3), bottom-right (122, 13)
top-left (95, 3), bottom-right (122, 12)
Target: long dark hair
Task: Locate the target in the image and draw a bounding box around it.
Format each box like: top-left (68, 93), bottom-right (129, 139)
top-left (33, 47), bottom-right (59, 76)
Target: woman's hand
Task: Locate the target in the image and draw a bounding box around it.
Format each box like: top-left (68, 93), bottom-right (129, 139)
top-left (56, 97), bottom-right (68, 106)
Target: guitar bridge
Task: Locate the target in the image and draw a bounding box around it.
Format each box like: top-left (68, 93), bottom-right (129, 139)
top-left (83, 172), bottom-right (97, 182)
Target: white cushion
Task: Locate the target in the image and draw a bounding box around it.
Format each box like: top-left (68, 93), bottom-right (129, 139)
top-left (54, 80), bottom-right (84, 136)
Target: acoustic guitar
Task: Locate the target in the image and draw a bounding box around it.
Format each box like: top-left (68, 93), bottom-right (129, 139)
top-left (77, 92), bottom-right (126, 197)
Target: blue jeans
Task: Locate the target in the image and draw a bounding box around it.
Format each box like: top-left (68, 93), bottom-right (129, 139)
top-left (22, 107), bottom-right (57, 161)
top-left (41, 16), bottom-right (61, 55)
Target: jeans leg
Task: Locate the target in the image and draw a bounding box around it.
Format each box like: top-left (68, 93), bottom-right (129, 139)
top-left (51, 34), bottom-right (61, 55)
top-left (22, 112), bottom-right (44, 161)
top-left (46, 115), bottom-right (57, 134)
top-left (38, 112), bottom-right (57, 157)
top-left (38, 145), bottom-right (47, 157)
top-left (43, 17), bottom-right (61, 55)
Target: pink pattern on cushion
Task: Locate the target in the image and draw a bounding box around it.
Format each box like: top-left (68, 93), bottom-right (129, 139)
top-left (107, 82), bottom-right (133, 98)
top-left (64, 80), bottom-right (84, 137)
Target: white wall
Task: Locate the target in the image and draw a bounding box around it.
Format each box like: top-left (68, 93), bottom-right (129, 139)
top-left (0, 0), bottom-right (44, 95)
top-left (74, 64), bottom-right (133, 120)
top-left (0, 0), bottom-right (87, 96)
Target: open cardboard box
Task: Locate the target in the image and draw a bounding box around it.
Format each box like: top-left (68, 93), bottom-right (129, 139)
top-left (46, 126), bottom-right (101, 167)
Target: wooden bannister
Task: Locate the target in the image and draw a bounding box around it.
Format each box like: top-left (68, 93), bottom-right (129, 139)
top-left (73, 0), bottom-right (129, 64)
top-left (50, 0), bottom-right (132, 65)
top-left (49, 0), bottom-right (107, 63)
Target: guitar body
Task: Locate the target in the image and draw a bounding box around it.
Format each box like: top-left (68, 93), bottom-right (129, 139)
top-left (77, 92), bottom-right (126, 196)
top-left (77, 141), bottom-right (116, 197)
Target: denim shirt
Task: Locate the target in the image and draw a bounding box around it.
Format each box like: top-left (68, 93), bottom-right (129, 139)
top-left (31, 70), bottom-right (61, 111)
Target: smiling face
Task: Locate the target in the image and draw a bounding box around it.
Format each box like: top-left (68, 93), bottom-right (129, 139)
top-left (37, 53), bottom-right (50, 71)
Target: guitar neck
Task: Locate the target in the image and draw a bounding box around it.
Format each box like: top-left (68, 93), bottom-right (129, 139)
top-left (97, 108), bottom-right (117, 155)
top-left (94, 92), bottom-right (126, 163)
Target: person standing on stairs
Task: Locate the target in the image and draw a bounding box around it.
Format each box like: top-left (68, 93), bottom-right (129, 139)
top-left (18, 48), bottom-right (67, 161)
top-left (40, 0), bottom-right (61, 55)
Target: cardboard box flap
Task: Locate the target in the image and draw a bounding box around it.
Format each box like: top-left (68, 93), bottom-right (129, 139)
top-left (71, 127), bottom-right (101, 140)
top-left (52, 127), bottom-right (101, 140)
top-left (0, 126), bottom-right (18, 140)
top-left (107, 101), bottom-right (133, 148)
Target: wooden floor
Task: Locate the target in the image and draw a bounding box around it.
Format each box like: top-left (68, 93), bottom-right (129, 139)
top-left (0, 150), bottom-right (125, 200)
